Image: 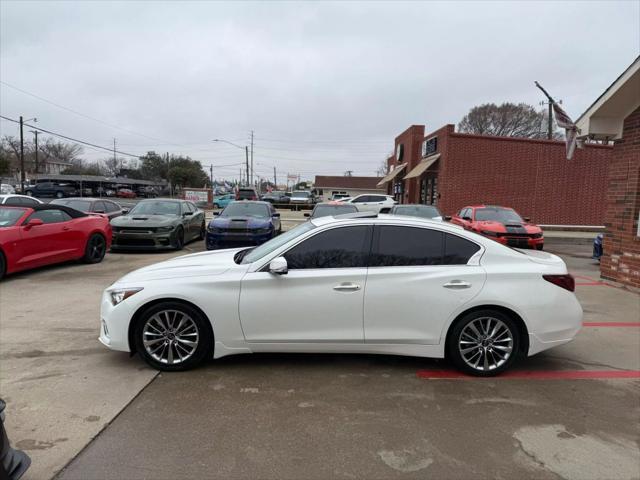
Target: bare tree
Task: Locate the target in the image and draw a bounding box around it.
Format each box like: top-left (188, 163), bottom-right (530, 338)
top-left (375, 157), bottom-right (390, 176)
top-left (458, 102), bottom-right (561, 139)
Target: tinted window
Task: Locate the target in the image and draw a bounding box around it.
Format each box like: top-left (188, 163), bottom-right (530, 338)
top-left (351, 196), bottom-right (369, 203)
top-left (27, 209), bottom-right (72, 224)
top-left (444, 233), bottom-right (481, 265)
top-left (62, 200), bottom-right (92, 212)
top-left (22, 197), bottom-right (40, 206)
top-left (93, 201), bottom-right (107, 212)
top-left (284, 226), bottom-right (371, 269)
top-left (105, 201), bottom-right (120, 212)
top-left (311, 204), bottom-right (358, 218)
top-left (4, 197), bottom-right (24, 206)
top-left (393, 205), bottom-right (441, 219)
top-left (371, 226), bottom-right (443, 266)
top-left (369, 195), bottom-right (386, 202)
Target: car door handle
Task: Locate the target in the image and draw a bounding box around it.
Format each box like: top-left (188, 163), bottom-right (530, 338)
top-left (443, 280), bottom-right (471, 289)
top-left (62, 226), bottom-right (71, 231)
top-left (333, 283), bottom-right (361, 292)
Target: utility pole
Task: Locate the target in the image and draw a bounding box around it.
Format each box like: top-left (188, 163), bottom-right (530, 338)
top-left (30, 130), bottom-right (39, 175)
top-left (250, 130), bottom-right (254, 185)
top-left (210, 164), bottom-right (214, 188)
top-left (534, 81), bottom-right (559, 140)
top-left (113, 138), bottom-right (118, 173)
top-left (245, 146), bottom-right (250, 186)
top-left (19, 116), bottom-right (25, 193)
top-left (273, 166), bottom-right (277, 189)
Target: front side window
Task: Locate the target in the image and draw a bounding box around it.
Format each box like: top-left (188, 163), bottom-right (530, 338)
top-left (284, 226), bottom-right (371, 269)
top-left (371, 225), bottom-right (442, 266)
top-left (27, 209), bottom-right (72, 224)
top-left (241, 222), bottom-right (316, 264)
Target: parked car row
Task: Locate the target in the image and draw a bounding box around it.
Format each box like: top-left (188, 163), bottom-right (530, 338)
top-left (20, 182), bottom-right (159, 199)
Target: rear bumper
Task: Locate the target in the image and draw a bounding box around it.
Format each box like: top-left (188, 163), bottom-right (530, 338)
top-left (527, 294), bottom-right (583, 356)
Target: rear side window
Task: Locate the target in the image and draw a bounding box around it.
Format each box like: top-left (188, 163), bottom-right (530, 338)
top-left (105, 201), bottom-right (120, 212)
top-left (27, 209), bottom-right (72, 224)
top-left (371, 226), bottom-right (443, 266)
top-left (370, 226), bottom-right (481, 266)
top-left (444, 234), bottom-right (480, 264)
top-left (284, 226), bottom-right (371, 269)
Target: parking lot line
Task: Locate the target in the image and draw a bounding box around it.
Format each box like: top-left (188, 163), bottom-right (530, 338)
top-left (416, 370), bottom-right (640, 380)
top-left (583, 322), bottom-right (640, 327)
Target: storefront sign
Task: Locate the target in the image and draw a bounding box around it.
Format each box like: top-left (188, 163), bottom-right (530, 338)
top-left (184, 189), bottom-right (209, 203)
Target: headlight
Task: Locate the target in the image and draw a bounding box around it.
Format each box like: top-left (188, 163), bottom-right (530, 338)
top-left (208, 225), bottom-right (222, 233)
top-left (254, 227), bottom-right (272, 234)
top-left (110, 287), bottom-right (143, 306)
top-left (481, 230), bottom-right (499, 237)
top-left (531, 232), bottom-right (543, 239)
top-left (157, 226), bottom-right (174, 233)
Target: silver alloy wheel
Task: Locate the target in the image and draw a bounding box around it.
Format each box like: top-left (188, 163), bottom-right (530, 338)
top-left (142, 310), bottom-right (199, 365)
top-left (458, 317), bottom-right (513, 372)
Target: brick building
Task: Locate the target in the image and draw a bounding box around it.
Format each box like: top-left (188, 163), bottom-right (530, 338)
top-left (577, 56), bottom-right (640, 289)
top-left (378, 124), bottom-right (612, 225)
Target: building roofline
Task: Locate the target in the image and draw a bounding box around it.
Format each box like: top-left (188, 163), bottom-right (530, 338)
top-left (448, 131), bottom-right (613, 149)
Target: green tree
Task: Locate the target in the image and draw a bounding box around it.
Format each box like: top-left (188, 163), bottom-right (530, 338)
top-left (167, 156), bottom-right (208, 188)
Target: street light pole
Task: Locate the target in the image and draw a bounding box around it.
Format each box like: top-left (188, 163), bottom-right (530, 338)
top-left (30, 130), bottom-right (39, 175)
top-left (19, 116), bottom-right (24, 192)
top-left (245, 146), bottom-right (249, 186)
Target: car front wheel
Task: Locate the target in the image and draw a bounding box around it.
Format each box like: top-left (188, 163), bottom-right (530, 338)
top-left (134, 302), bottom-right (212, 371)
top-left (173, 227), bottom-right (184, 250)
top-left (447, 309), bottom-right (520, 376)
top-left (82, 234), bottom-right (107, 263)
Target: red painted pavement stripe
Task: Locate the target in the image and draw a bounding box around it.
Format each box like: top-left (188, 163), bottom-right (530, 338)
top-left (416, 370), bottom-right (640, 380)
top-left (583, 322), bottom-right (640, 327)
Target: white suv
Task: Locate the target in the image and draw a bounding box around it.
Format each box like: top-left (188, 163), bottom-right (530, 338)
top-left (343, 194), bottom-right (396, 212)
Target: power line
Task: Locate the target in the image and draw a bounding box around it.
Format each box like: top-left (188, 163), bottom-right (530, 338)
top-left (0, 80), bottom-right (188, 148)
top-left (0, 114), bottom-right (141, 157)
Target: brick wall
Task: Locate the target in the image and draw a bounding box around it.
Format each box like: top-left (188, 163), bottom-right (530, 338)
top-left (600, 106), bottom-right (640, 289)
top-left (438, 131), bottom-right (612, 225)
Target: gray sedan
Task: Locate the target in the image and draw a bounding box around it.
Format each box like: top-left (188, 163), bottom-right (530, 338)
top-left (110, 199), bottom-right (205, 251)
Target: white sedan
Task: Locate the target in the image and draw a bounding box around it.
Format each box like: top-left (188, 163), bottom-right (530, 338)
top-left (99, 214), bottom-right (582, 376)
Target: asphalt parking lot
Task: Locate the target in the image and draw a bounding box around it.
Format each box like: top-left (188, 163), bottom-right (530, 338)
top-left (0, 229), bottom-right (638, 480)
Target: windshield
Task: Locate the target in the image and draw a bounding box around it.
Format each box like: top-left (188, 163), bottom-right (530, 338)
top-left (52, 199), bottom-right (92, 212)
top-left (312, 204), bottom-right (358, 218)
top-left (393, 205), bottom-right (441, 219)
top-left (292, 191), bottom-right (310, 198)
top-left (129, 201), bottom-right (181, 216)
top-left (221, 202), bottom-right (269, 218)
top-left (475, 208), bottom-right (523, 223)
top-left (240, 221), bottom-right (316, 264)
top-left (0, 207), bottom-right (26, 227)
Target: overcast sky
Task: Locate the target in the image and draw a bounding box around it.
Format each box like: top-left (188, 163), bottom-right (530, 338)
top-left (1, 0), bottom-right (638, 181)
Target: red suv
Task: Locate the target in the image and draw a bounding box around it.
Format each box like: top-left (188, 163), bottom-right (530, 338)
top-left (451, 205), bottom-right (544, 250)
top-left (236, 187), bottom-right (259, 200)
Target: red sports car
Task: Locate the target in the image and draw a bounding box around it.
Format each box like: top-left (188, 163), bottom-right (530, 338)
top-left (116, 188), bottom-right (136, 199)
top-left (451, 205), bottom-right (544, 249)
top-left (0, 205), bottom-right (112, 279)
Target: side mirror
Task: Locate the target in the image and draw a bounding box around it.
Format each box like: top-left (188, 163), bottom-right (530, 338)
top-left (304, 212), bottom-right (310, 217)
top-left (183, 212), bottom-right (193, 216)
top-left (213, 211), bottom-right (220, 216)
top-left (25, 218), bottom-right (44, 229)
top-left (121, 208), bottom-right (129, 214)
top-left (272, 212), bottom-right (280, 217)
top-left (523, 217), bottom-right (531, 222)
top-left (463, 216), bottom-right (472, 222)
top-left (269, 256), bottom-right (288, 275)
top-left (444, 215), bottom-right (452, 221)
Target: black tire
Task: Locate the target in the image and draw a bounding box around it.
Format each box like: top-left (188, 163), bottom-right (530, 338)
top-left (55, 191), bottom-right (64, 199)
top-left (0, 251), bottom-right (6, 280)
top-left (446, 309), bottom-right (520, 377)
top-left (198, 222), bottom-right (206, 240)
top-left (134, 301), bottom-right (212, 371)
top-left (82, 233), bottom-right (107, 264)
top-left (173, 227), bottom-right (184, 250)
top-left (25, 190), bottom-right (33, 197)
top-left (213, 203), bottom-right (219, 209)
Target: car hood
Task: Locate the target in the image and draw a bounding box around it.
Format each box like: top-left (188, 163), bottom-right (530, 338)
top-left (115, 248), bottom-right (245, 283)
top-left (476, 220), bottom-right (541, 234)
top-left (111, 214), bottom-right (179, 227)
top-left (210, 217), bottom-right (272, 228)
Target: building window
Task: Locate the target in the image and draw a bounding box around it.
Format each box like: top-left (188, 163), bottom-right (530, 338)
top-left (396, 144), bottom-right (404, 162)
top-left (422, 137), bottom-right (438, 157)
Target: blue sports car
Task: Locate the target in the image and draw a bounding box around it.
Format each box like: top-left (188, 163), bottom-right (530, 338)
top-left (206, 201), bottom-right (281, 250)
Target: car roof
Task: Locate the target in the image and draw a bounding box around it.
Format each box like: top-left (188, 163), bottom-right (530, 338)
top-left (0, 203), bottom-right (87, 217)
top-left (226, 200), bottom-right (270, 206)
top-left (52, 197), bottom-right (104, 202)
top-left (466, 205), bottom-right (512, 210)
top-left (310, 213), bottom-right (463, 230)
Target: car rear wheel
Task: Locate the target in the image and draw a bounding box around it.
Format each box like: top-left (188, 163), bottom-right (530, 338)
top-left (447, 309), bottom-right (520, 376)
top-left (134, 302), bottom-right (212, 371)
top-left (173, 227), bottom-right (184, 250)
top-left (82, 234), bottom-right (107, 263)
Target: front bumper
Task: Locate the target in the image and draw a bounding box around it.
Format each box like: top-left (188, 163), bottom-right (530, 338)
top-left (206, 230), bottom-right (273, 249)
top-left (99, 290), bottom-right (134, 352)
top-left (111, 229), bottom-right (177, 250)
top-left (488, 235), bottom-right (544, 249)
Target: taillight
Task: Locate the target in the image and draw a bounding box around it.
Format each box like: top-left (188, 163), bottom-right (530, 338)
top-left (543, 274), bottom-right (575, 292)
